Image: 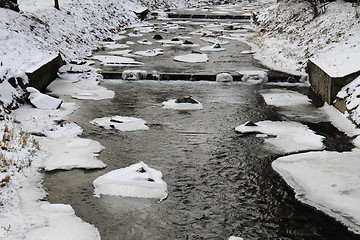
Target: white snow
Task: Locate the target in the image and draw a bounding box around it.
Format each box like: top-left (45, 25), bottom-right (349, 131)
top-left (228, 237), bottom-right (244, 240)
top-left (235, 121), bottom-right (325, 154)
top-left (91, 55), bottom-right (144, 66)
top-left (90, 116), bottom-right (149, 131)
top-left (162, 98), bottom-right (203, 110)
top-left (173, 53), bottom-right (209, 63)
top-left (26, 87), bottom-right (62, 110)
top-left (272, 150), bottom-right (360, 234)
top-left (134, 48), bottom-right (164, 57)
top-left (238, 70), bottom-right (268, 84)
top-left (93, 161), bottom-right (168, 200)
top-left (200, 43), bottom-right (226, 52)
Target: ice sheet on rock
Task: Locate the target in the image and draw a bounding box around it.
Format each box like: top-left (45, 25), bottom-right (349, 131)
top-left (259, 89), bottom-right (312, 106)
top-left (44, 122), bottom-right (83, 139)
top-left (90, 116), bottom-right (149, 131)
top-left (162, 98), bottom-right (203, 110)
top-left (137, 39), bottom-right (153, 45)
top-left (241, 50), bottom-right (255, 54)
top-left (91, 55), bottom-right (143, 66)
top-left (235, 120), bottom-right (325, 154)
top-left (48, 73), bottom-right (115, 100)
top-left (122, 70), bottom-right (147, 80)
top-left (26, 87), bottom-right (62, 110)
top-left (93, 161), bottom-right (168, 200)
top-left (272, 150), bottom-right (360, 234)
top-left (216, 73), bottom-right (233, 82)
top-left (11, 102), bottom-right (78, 135)
top-left (134, 48), bottom-right (164, 57)
top-left (174, 53), bottom-right (209, 63)
top-left (128, 32), bottom-right (144, 37)
top-left (228, 237), bottom-right (244, 240)
top-left (112, 35), bottom-right (127, 41)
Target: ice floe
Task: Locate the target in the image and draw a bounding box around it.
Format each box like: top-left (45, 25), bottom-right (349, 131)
top-left (137, 39), bottom-right (153, 45)
top-left (90, 116), bottom-right (149, 131)
top-left (91, 55), bottom-right (143, 66)
top-left (259, 89), bottom-right (311, 107)
top-left (105, 43), bottom-right (129, 50)
top-left (173, 53), bottom-right (209, 63)
top-left (162, 97), bottom-right (203, 110)
top-left (272, 150), bottom-right (360, 234)
top-left (235, 120), bottom-right (325, 154)
top-left (26, 87), bottom-right (62, 110)
top-left (93, 161), bottom-right (168, 200)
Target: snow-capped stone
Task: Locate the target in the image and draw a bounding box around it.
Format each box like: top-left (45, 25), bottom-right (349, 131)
top-left (216, 73), bottom-right (233, 82)
top-left (93, 161), bottom-right (168, 200)
top-left (26, 87), bottom-right (62, 110)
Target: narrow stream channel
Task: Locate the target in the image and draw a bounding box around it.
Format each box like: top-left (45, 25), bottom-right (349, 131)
top-left (45, 81), bottom-right (360, 239)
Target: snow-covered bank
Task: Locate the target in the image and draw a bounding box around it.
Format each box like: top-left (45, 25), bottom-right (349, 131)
top-left (250, 0), bottom-right (360, 74)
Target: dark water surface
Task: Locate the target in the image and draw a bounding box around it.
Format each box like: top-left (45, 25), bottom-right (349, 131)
top-left (45, 81), bottom-right (360, 240)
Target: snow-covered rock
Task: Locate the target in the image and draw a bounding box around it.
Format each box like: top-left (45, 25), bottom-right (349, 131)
top-left (122, 70), bottom-right (148, 80)
top-left (93, 161), bottom-right (168, 200)
top-left (162, 97), bottom-right (203, 110)
top-left (238, 70), bottom-right (268, 84)
top-left (216, 73), bottom-right (233, 82)
top-left (26, 87), bottom-right (62, 110)
top-left (90, 116), bottom-right (149, 131)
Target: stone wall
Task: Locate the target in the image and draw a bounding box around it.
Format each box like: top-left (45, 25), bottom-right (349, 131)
top-left (26, 53), bottom-right (65, 92)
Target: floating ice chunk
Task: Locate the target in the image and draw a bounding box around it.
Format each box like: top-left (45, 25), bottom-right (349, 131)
top-left (200, 43), bottom-right (226, 51)
top-left (174, 53), bottom-right (209, 63)
top-left (235, 120), bottom-right (324, 154)
top-left (105, 43), bottom-right (129, 50)
top-left (91, 55), bottom-right (143, 66)
top-left (126, 41), bottom-right (135, 45)
top-left (122, 70), bottom-right (147, 80)
top-left (229, 237), bottom-right (244, 240)
top-left (90, 116), bottom-right (149, 131)
top-left (238, 70), bottom-right (268, 84)
top-left (134, 49), bottom-right (164, 57)
top-left (259, 89), bottom-right (312, 107)
top-left (272, 150), bottom-right (360, 234)
top-left (93, 161), bottom-right (168, 200)
top-left (26, 87), bottom-right (62, 110)
top-left (241, 50), bottom-right (255, 54)
top-left (162, 97), bottom-right (203, 110)
top-left (216, 73), bottom-right (233, 82)
top-left (38, 136), bottom-right (106, 171)
top-left (128, 32), bottom-right (144, 37)
top-left (137, 39), bottom-right (153, 45)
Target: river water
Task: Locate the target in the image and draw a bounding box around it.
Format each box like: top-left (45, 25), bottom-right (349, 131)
top-left (45, 81), bottom-right (360, 239)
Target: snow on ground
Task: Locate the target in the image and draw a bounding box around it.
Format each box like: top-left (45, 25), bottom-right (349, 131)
top-left (272, 150), bottom-right (360, 234)
top-left (26, 87), bottom-right (63, 110)
top-left (259, 88), bottom-right (311, 106)
top-left (235, 120), bottom-right (325, 154)
top-left (249, 0), bottom-right (360, 75)
top-left (93, 161), bottom-right (168, 200)
top-left (90, 116), bottom-right (149, 131)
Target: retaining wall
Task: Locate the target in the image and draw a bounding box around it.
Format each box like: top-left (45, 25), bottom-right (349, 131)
top-left (26, 53), bottom-right (65, 92)
top-left (307, 59), bottom-right (360, 105)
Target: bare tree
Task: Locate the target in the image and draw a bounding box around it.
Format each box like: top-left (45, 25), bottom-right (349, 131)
top-left (54, 0), bottom-right (59, 10)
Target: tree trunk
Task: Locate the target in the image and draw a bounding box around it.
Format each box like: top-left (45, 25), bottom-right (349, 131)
top-left (54, 0), bottom-right (59, 10)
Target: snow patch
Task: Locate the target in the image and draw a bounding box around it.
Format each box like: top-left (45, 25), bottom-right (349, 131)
top-left (90, 116), bottom-right (149, 131)
top-left (26, 87), bottom-right (62, 110)
top-left (174, 53), bottom-right (209, 63)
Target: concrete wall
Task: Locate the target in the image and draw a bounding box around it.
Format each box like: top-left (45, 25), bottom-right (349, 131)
top-left (26, 53), bottom-right (65, 92)
top-left (307, 59), bottom-right (360, 105)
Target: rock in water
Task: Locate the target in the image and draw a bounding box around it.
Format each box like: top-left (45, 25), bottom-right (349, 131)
top-left (26, 87), bottom-right (62, 109)
top-left (175, 96), bottom-right (199, 104)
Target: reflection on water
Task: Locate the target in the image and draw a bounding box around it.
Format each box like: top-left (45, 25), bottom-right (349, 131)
top-left (45, 81), bottom-right (360, 240)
